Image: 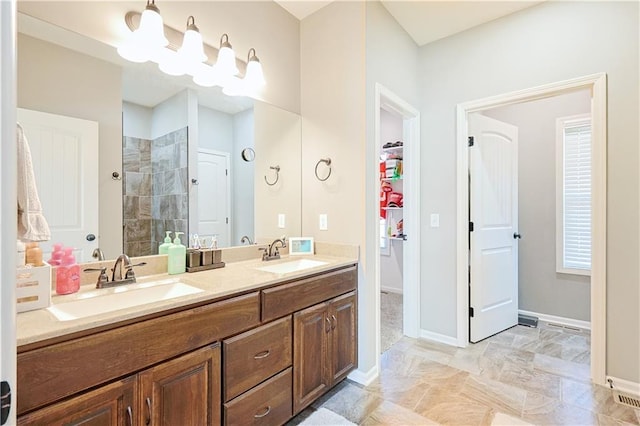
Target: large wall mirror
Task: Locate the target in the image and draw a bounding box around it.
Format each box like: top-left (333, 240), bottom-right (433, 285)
top-left (17, 10), bottom-right (302, 261)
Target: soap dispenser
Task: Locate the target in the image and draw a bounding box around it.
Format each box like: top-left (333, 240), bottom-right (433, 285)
top-left (168, 232), bottom-right (186, 274)
top-left (159, 231), bottom-right (173, 255)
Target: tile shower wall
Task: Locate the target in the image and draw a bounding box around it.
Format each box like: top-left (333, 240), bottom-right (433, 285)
top-left (123, 127), bottom-right (188, 256)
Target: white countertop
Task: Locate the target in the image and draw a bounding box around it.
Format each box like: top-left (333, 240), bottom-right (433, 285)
top-left (17, 253), bottom-right (358, 348)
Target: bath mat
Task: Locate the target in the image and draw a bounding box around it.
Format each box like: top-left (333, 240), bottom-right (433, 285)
top-left (299, 407), bottom-right (356, 425)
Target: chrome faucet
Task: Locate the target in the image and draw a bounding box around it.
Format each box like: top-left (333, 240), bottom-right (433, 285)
top-left (240, 235), bottom-right (254, 245)
top-left (261, 238), bottom-right (287, 261)
top-left (92, 247), bottom-right (105, 261)
top-left (85, 254), bottom-right (147, 288)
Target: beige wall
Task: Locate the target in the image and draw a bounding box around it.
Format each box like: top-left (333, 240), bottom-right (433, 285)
top-left (484, 91), bottom-right (591, 321)
top-left (253, 101), bottom-right (301, 243)
top-left (17, 34), bottom-right (123, 258)
top-left (418, 1), bottom-right (639, 383)
top-left (17, 1), bottom-right (301, 114)
top-left (300, 1), bottom-right (368, 372)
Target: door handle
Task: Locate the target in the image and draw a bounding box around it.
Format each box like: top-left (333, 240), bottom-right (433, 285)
top-left (513, 233), bottom-right (522, 239)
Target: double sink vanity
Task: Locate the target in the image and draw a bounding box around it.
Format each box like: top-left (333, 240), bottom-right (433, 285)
top-left (16, 245), bottom-right (358, 425)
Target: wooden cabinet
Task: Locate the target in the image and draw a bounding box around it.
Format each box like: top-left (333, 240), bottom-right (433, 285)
top-left (223, 316), bottom-right (292, 402)
top-left (19, 345), bottom-right (221, 426)
top-left (18, 264), bottom-right (357, 425)
top-left (18, 376), bottom-right (136, 426)
top-left (223, 368), bottom-right (292, 426)
top-left (139, 344), bottom-right (221, 426)
top-left (293, 291), bottom-right (357, 414)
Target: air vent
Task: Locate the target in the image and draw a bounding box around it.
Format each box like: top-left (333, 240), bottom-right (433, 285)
top-left (614, 391), bottom-right (640, 409)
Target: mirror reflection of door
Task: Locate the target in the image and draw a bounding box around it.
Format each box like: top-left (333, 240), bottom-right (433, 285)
top-left (197, 150), bottom-right (231, 248)
top-left (17, 108), bottom-right (99, 263)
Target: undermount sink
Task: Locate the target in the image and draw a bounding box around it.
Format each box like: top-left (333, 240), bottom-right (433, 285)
top-left (255, 258), bottom-right (328, 274)
top-left (46, 279), bottom-right (204, 322)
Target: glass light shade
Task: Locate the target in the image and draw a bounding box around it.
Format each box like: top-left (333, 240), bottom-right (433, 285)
top-left (244, 59), bottom-right (266, 89)
top-left (193, 64), bottom-right (222, 87)
top-left (117, 34), bottom-right (151, 63)
top-left (157, 49), bottom-right (186, 76)
top-left (222, 76), bottom-right (245, 97)
top-left (178, 29), bottom-right (207, 63)
top-left (137, 7), bottom-right (168, 49)
top-left (216, 46), bottom-right (239, 77)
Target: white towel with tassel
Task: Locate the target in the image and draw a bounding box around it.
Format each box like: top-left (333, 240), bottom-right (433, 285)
top-left (17, 123), bottom-right (51, 242)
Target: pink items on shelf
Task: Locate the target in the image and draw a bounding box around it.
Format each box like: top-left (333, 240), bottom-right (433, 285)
top-left (55, 246), bottom-right (80, 295)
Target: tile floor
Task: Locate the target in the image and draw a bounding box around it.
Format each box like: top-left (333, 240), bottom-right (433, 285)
top-left (290, 322), bottom-right (640, 425)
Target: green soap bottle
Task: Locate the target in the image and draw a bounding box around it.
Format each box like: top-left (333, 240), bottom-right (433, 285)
top-left (168, 231), bottom-right (186, 274)
top-left (159, 231), bottom-right (173, 255)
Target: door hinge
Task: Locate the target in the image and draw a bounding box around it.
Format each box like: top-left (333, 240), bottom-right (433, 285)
top-left (469, 221), bottom-right (474, 232)
top-left (468, 136), bottom-right (475, 147)
top-left (469, 307), bottom-right (475, 318)
top-left (1, 381), bottom-right (11, 425)
top-left (226, 217), bottom-right (229, 224)
top-left (225, 169), bottom-right (228, 176)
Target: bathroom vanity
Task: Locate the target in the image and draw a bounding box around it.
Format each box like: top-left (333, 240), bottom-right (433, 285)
top-left (16, 255), bottom-right (357, 425)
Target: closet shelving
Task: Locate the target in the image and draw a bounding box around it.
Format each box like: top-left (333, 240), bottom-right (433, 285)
top-left (380, 143), bottom-right (404, 243)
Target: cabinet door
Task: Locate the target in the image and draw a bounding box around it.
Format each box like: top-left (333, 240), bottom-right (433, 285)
top-left (293, 303), bottom-right (330, 415)
top-left (18, 376), bottom-right (136, 426)
top-left (329, 292), bottom-right (357, 383)
top-left (139, 344), bottom-right (221, 426)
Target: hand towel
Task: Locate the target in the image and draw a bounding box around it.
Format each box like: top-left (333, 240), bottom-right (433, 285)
top-left (17, 123), bottom-right (51, 242)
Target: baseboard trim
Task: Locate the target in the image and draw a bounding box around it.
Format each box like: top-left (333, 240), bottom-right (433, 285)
top-left (348, 365), bottom-right (378, 386)
top-left (518, 309), bottom-right (591, 331)
top-left (606, 376), bottom-right (640, 397)
top-left (380, 286), bottom-right (403, 295)
top-left (419, 329), bottom-right (459, 347)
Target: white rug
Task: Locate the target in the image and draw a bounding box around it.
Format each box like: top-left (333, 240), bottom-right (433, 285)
top-left (299, 407), bottom-right (356, 425)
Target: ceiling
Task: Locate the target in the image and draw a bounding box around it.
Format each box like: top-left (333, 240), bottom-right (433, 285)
top-left (275, 0), bottom-right (545, 46)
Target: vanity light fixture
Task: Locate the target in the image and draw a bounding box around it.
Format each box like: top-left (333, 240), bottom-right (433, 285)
top-left (159, 16), bottom-right (206, 76)
top-left (117, 1), bottom-right (266, 96)
top-left (117, 0), bottom-right (168, 63)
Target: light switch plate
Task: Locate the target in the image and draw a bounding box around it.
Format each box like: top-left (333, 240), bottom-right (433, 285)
top-left (319, 214), bottom-right (328, 231)
top-left (278, 214), bottom-right (285, 229)
top-left (430, 213), bottom-right (440, 228)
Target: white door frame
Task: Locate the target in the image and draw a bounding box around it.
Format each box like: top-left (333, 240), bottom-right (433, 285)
top-left (456, 73), bottom-right (607, 385)
top-left (1, 1), bottom-right (17, 424)
top-left (374, 83), bottom-right (421, 348)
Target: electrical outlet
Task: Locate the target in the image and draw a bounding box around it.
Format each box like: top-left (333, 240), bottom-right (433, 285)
top-left (319, 214), bottom-right (328, 231)
top-left (430, 213), bottom-right (440, 228)
top-left (278, 214), bottom-right (285, 229)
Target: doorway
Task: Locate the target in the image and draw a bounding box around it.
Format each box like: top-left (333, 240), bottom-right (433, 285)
top-left (374, 83), bottom-right (420, 355)
top-left (456, 73), bottom-right (607, 385)
top-left (197, 149), bottom-right (231, 248)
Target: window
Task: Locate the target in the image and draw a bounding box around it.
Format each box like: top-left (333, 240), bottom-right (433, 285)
top-left (556, 114), bottom-right (591, 275)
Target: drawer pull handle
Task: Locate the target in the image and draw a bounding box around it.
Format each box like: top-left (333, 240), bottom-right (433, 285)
top-left (331, 314), bottom-right (337, 330)
top-left (145, 397), bottom-right (152, 425)
top-left (254, 350), bottom-right (271, 359)
top-left (126, 406), bottom-right (133, 426)
top-left (254, 406), bottom-right (272, 418)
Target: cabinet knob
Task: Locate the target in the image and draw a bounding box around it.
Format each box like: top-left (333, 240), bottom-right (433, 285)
top-left (126, 406), bottom-right (133, 426)
top-left (325, 317), bottom-right (331, 333)
top-left (253, 350), bottom-right (271, 359)
top-left (331, 314), bottom-right (337, 330)
top-left (254, 405), bottom-right (272, 418)
top-left (145, 397), bottom-right (152, 425)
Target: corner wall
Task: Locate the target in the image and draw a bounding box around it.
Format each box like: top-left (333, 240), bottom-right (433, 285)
top-left (418, 1), bottom-right (639, 383)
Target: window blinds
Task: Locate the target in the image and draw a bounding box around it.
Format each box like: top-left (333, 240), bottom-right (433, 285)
top-left (563, 122), bottom-right (591, 270)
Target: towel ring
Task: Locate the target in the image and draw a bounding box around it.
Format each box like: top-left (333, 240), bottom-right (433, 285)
top-left (315, 158), bottom-right (332, 182)
top-left (264, 165), bottom-right (280, 186)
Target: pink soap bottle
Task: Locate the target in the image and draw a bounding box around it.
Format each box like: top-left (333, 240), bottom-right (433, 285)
top-left (56, 247), bottom-right (80, 295)
top-left (48, 243), bottom-right (64, 266)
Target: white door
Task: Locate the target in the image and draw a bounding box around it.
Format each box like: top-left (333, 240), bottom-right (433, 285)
top-left (17, 109), bottom-right (99, 262)
top-left (197, 150), bottom-right (230, 248)
top-left (469, 114), bottom-right (519, 343)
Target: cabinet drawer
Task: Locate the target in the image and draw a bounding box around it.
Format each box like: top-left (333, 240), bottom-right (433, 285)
top-left (261, 266), bottom-right (357, 322)
top-left (224, 367), bottom-right (292, 426)
top-left (223, 316), bottom-right (292, 401)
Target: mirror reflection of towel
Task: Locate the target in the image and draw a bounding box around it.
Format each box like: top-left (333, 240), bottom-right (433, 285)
top-left (17, 123), bottom-right (51, 242)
